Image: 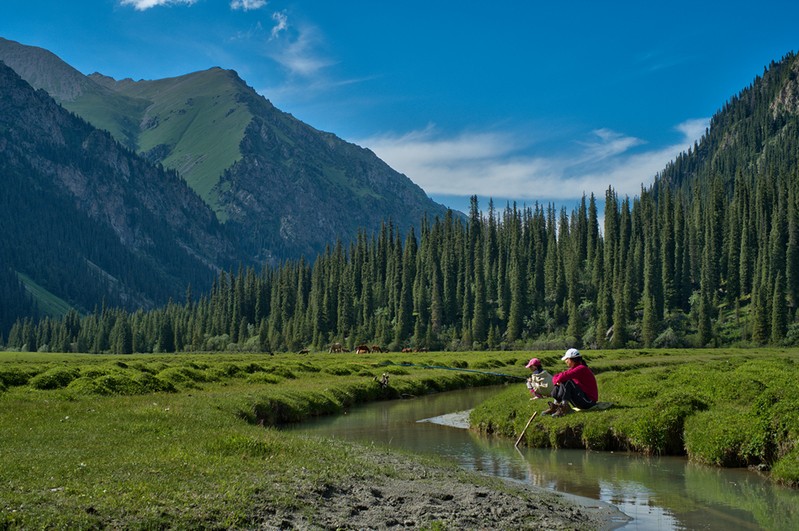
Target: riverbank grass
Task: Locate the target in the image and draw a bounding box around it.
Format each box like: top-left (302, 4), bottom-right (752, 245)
top-left (470, 348), bottom-right (799, 487)
top-left (0, 350), bottom-right (527, 528)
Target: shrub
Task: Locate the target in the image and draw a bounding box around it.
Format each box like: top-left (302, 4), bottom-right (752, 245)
top-left (267, 367), bottom-right (296, 379)
top-left (210, 363), bottom-right (244, 379)
top-left (771, 446), bottom-right (799, 487)
top-left (621, 392), bottom-right (708, 455)
top-left (157, 366), bottom-right (218, 386)
top-left (472, 358), bottom-right (504, 369)
top-left (685, 406), bottom-right (769, 466)
top-left (29, 367), bottom-right (80, 390)
top-left (81, 367), bottom-right (111, 379)
top-left (247, 373), bottom-right (283, 384)
top-left (135, 373), bottom-right (176, 393)
top-left (0, 367), bottom-right (30, 387)
top-left (323, 366), bottom-right (352, 376)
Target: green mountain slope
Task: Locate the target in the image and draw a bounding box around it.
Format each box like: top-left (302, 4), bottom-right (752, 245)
top-left (658, 52), bottom-right (799, 192)
top-left (0, 61), bottom-right (236, 319)
top-left (0, 37), bottom-right (453, 263)
top-left (89, 68), bottom-right (252, 210)
top-left (0, 37), bottom-right (150, 148)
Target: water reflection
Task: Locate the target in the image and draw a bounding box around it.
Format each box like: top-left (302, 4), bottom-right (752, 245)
top-left (285, 386), bottom-right (799, 530)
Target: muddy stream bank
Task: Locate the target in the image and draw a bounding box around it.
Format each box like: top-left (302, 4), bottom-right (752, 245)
top-left (286, 385), bottom-right (799, 530)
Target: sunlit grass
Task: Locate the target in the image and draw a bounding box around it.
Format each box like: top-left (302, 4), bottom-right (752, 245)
top-left (2, 348), bottom-right (797, 528)
top-left (0, 349), bottom-right (522, 528)
top-left (470, 348), bottom-right (799, 486)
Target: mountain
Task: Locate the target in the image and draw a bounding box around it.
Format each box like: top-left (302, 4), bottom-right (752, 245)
top-left (0, 37), bottom-right (452, 263)
top-left (0, 60), bottom-right (236, 316)
top-left (657, 52), bottom-right (799, 192)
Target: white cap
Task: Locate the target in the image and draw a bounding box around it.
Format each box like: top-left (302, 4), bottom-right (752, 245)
top-left (561, 348), bottom-right (581, 360)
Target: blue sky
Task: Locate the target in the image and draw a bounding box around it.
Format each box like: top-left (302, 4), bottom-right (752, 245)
top-left (3, 1), bottom-right (799, 213)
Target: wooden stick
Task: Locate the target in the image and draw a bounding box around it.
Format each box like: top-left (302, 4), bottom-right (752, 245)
top-left (514, 411), bottom-right (538, 447)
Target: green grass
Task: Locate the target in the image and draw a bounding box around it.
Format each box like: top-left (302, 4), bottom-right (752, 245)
top-left (128, 69), bottom-right (252, 212)
top-left (16, 273), bottom-right (73, 318)
top-left (2, 348), bottom-right (798, 528)
top-left (64, 89), bottom-right (151, 150)
top-left (0, 350), bottom-right (522, 528)
top-left (65, 68), bottom-right (254, 215)
top-left (469, 348), bottom-right (799, 487)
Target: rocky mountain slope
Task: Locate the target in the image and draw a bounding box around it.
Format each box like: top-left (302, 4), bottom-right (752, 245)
top-left (0, 37), bottom-right (452, 264)
top-left (0, 60), bottom-right (235, 313)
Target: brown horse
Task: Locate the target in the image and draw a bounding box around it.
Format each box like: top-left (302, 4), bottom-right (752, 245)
top-left (401, 347), bottom-right (413, 353)
top-left (370, 345), bottom-right (383, 353)
top-left (298, 348), bottom-right (310, 354)
top-left (354, 344), bottom-right (370, 354)
top-left (328, 342), bottom-right (343, 353)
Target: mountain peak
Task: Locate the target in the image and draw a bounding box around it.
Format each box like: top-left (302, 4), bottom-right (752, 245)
top-left (0, 37), bottom-right (95, 102)
top-left (1, 37), bottom-right (451, 265)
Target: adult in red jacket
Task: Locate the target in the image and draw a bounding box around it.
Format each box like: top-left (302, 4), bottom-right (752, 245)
top-left (543, 348), bottom-right (597, 417)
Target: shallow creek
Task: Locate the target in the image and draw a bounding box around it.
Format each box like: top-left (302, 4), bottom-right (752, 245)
top-left (285, 385), bottom-right (799, 530)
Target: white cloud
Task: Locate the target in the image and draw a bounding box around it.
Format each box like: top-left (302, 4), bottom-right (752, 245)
top-left (270, 11), bottom-right (288, 40)
top-left (268, 24), bottom-right (333, 77)
top-left (231, 0), bottom-right (268, 11)
top-left (358, 119), bottom-right (709, 202)
top-left (119, 0), bottom-right (196, 10)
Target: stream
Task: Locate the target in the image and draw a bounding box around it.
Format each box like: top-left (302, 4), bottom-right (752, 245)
top-left (285, 385), bottom-right (799, 530)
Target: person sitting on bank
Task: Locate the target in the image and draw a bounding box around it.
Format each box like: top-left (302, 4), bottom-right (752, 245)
top-left (542, 348), bottom-right (598, 417)
top-left (525, 357), bottom-right (553, 399)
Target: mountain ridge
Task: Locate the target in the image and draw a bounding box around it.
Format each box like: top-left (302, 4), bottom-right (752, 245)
top-left (0, 60), bottom-right (235, 316)
top-left (0, 37), bottom-right (452, 263)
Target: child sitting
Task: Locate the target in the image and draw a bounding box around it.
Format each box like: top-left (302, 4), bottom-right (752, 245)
top-left (525, 358), bottom-right (553, 399)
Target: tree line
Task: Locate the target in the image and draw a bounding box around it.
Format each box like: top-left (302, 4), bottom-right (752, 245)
top-left (6, 173), bottom-right (799, 353)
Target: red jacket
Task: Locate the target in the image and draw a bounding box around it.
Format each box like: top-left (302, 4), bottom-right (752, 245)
top-left (552, 364), bottom-right (598, 402)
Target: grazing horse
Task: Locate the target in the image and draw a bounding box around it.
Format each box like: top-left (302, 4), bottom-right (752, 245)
top-left (354, 344), bottom-right (370, 354)
top-left (401, 347), bottom-right (413, 353)
top-left (328, 342), bottom-right (343, 353)
top-left (298, 348), bottom-right (310, 354)
top-left (370, 345), bottom-right (383, 353)
top-left (414, 347), bottom-right (428, 353)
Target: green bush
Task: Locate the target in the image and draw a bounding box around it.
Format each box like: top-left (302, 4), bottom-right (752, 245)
top-left (157, 366), bottom-right (219, 387)
top-left (247, 372), bottom-right (282, 384)
top-left (66, 372), bottom-right (176, 395)
top-left (0, 367), bottom-right (30, 387)
top-left (267, 367), bottom-right (296, 379)
top-left (29, 367), bottom-right (80, 390)
top-left (323, 366), bottom-right (352, 376)
top-left (684, 406), bottom-right (768, 466)
top-left (211, 363), bottom-right (245, 379)
top-left (80, 367), bottom-right (111, 379)
top-left (626, 392), bottom-right (708, 455)
top-left (771, 446), bottom-right (799, 487)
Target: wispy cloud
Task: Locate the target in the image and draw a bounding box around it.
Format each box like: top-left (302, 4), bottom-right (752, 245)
top-left (119, 0), bottom-right (196, 10)
top-left (267, 22), bottom-right (333, 77)
top-left (358, 120), bottom-right (709, 201)
top-left (231, 0), bottom-right (268, 11)
top-left (121, 0), bottom-right (267, 11)
top-left (270, 11), bottom-right (288, 39)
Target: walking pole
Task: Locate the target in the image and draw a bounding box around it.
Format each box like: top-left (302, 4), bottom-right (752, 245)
top-left (514, 411), bottom-right (538, 448)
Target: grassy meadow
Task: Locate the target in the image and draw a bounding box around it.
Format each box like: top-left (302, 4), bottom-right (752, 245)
top-left (0, 349), bottom-right (521, 528)
top-left (470, 348), bottom-right (799, 487)
top-left (1, 348), bottom-right (798, 528)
